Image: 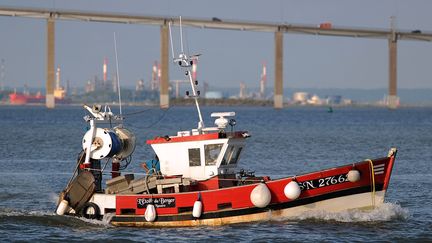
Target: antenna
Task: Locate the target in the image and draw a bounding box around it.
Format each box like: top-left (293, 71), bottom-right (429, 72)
top-left (180, 16), bottom-right (184, 53)
top-left (168, 21), bottom-right (175, 60)
top-left (169, 16), bottom-right (205, 131)
top-left (113, 32), bottom-right (123, 118)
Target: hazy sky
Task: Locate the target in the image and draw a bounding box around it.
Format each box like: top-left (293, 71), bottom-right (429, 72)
top-left (1, 0), bottom-right (432, 91)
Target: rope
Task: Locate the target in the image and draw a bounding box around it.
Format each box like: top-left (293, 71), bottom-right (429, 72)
top-left (143, 107), bottom-right (171, 129)
top-left (122, 106), bottom-right (172, 129)
top-left (85, 167), bottom-right (153, 176)
top-left (366, 159), bottom-right (376, 208)
top-left (100, 157), bottom-right (112, 174)
top-left (65, 152), bottom-right (86, 190)
top-left (123, 108), bottom-right (152, 116)
top-left (83, 167), bottom-right (266, 182)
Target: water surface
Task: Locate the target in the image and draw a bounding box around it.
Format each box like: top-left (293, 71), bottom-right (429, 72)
top-left (1, 106), bottom-right (430, 241)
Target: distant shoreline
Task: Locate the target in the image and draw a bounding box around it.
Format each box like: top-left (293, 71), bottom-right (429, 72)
top-left (1, 98), bottom-right (432, 108)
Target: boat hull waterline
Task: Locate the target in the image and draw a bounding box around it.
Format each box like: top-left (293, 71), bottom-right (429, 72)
top-left (111, 191), bottom-right (387, 227)
top-left (70, 153), bottom-right (395, 227)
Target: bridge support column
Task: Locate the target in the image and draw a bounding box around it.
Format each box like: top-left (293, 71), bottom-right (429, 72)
top-left (274, 31), bottom-right (283, 109)
top-left (388, 38), bottom-right (398, 109)
top-left (46, 17), bottom-right (55, 108)
top-left (160, 24), bottom-right (169, 109)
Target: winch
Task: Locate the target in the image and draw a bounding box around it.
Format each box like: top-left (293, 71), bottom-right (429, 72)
top-left (82, 126), bottom-right (135, 160)
top-left (82, 104), bottom-right (136, 162)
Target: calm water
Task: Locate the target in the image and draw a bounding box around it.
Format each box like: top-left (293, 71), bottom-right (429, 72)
top-left (1, 105), bottom-right (431, 242)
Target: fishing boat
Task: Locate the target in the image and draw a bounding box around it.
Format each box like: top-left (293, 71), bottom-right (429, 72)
top-left (55, 21), bottom-right (397, 227)
top-left (55, 106), bottom-right (397, 227)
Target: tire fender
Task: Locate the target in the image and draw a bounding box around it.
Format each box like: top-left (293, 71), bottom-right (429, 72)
top-left (80, 202), bottom-right (101, 220)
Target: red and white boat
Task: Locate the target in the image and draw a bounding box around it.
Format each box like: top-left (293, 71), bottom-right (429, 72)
top-left (55, 102), bottom-right (397, 226)
top-left (55, 26), bottom-right (397, 226)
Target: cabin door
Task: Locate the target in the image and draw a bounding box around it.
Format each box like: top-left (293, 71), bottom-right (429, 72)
top-left (188, 147), bottom-right (205, 179)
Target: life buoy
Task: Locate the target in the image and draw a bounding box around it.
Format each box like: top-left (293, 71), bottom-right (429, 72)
top-left (80, 202), bottom-right (101, 220)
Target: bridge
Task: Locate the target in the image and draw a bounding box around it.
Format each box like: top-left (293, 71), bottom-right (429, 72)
top-left (1, 6), bottom-right (432, 109)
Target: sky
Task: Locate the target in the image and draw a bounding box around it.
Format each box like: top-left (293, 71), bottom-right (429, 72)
top-left (1, 0), bottom-right (432, 92)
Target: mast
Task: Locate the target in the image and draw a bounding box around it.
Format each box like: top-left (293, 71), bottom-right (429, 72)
top-left (169, 17), bottom-right (205, 131)
top-left (186, 58), bottom-right (204, 130)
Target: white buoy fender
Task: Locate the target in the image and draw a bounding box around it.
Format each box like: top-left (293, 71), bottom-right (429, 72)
top-left (347, 170), bottom-right (361, 182)
top-left (144, 204), bottom-right (156, 222)
top-left (284, 181), bottom-right (301, 200)
top-left (250, 183), bottom-right (271, 208)
top-left (56, 200), bottom-right (69, 215)
top-left (192, 200), bottom-right (203, 218)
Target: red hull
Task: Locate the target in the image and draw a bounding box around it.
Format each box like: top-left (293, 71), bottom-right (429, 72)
top-left (108, 151), bottom-right (396, 226)
top-left (9, 92), bottom-right (69, 104)
top-left (9, 93), bottom-right (32, 104)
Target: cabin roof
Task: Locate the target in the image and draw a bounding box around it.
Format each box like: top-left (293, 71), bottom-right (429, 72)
top-left (146, 131), bottom-right (247, 144)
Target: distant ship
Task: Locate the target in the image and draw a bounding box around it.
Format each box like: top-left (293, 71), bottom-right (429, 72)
top-left (9, 88), bottom-right (69, 105)
top-left (9, 91), bottom-right (44, 105)
top-left (9, 66), bottom-right (70, 105)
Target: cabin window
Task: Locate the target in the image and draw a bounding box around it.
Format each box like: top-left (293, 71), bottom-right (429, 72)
top-left (230, 147), bottom-right (242, 164)
top-left (221, 146), bottom-right (234, 165)
top-left (221, 146), bottom-right (243, 165)
top-left (188, 148), bottom-right (201, 166)
top-left (205, 143), bottom-right (223, 165)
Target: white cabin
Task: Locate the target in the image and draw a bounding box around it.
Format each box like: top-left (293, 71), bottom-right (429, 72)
top-left (146, 112), bottom-right (249, 180)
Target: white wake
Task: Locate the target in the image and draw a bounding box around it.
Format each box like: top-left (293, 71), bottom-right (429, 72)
top-left (282, 202), bottom-right (409, 222)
